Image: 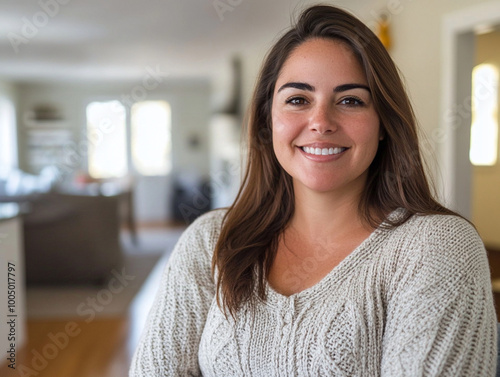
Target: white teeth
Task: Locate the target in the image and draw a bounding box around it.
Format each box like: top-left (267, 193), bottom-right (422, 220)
top-left (302, 146), bottom-right (346, 156)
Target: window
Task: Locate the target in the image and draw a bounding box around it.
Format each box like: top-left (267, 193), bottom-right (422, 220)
top-left (87, 101), bottom-right (127, 178)
top-left (131, 101), bottom-right (171, 176)
top-left (0, 97), bottom-right (17, 178)
top-left (470, 64), bottom-right (499, 166)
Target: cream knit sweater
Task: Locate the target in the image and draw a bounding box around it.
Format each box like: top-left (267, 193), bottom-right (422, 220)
top-left (130, 209), bottom-right (497, 376)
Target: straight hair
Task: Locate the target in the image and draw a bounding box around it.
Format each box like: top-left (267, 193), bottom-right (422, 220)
top-left (212, 4), bottom-right (459, 317)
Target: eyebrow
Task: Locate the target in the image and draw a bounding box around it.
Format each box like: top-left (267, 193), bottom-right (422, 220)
top-left (277, 82), bottom-right (371, 93)
top-left (277, 82), bottom-right (314, 92)
top-left (334, 83), bottom-right (371, 93)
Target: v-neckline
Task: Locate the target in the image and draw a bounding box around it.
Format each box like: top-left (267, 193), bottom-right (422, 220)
top-left (265, 209), bottom-right (403, 305)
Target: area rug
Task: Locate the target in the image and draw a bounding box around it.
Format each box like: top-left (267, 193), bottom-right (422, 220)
top-left (26, 227), bottom-right (184, 320)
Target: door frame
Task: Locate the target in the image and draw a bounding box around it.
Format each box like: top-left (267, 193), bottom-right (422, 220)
top-left (440, 0), bottom-right (500, 217)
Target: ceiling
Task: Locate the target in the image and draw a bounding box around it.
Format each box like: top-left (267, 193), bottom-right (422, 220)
top-left (0, 0), bottom-right (357, 83)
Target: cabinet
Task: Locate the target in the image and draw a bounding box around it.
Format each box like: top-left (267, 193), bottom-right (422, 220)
top-left (0, 204), bottom-right (26, 357)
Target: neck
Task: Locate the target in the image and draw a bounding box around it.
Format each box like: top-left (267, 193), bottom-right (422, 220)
top-left (290, 183), bottom-right (370, 242)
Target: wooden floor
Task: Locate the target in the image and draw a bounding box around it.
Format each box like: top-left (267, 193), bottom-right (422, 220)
top-left (0, 318), bottom-right (132, 377)
top-left (0, 223), bottom-right (179, 377)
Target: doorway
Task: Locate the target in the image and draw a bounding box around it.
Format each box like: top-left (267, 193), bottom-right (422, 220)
top-left (441, 1), bottom-right (500, 223)
top-left (471, 29), bottom-right (500, 251)
top-left (442, 1), bottom-right (500, 317)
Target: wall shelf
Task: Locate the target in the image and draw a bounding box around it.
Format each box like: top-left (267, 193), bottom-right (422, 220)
top-left (22, 115), bottom-right (74, 174)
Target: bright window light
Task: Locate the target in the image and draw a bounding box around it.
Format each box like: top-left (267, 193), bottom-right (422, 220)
top-left (87, 100), bottom-right (127, 178)
top-left (470, 64), bottom-right (499, 166)
top-left (131, 101), bottom-right (171, 176)
top-left (0, 98), bottom-right (17, 178)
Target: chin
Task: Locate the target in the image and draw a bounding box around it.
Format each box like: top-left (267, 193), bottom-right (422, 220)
top-left (295, 177), bottom-right (343, 194)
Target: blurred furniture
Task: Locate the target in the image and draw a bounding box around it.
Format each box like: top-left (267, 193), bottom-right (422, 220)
top-left (0, 169), bottom-right (135, 285)
top-left (171, 173), bottom-right (212, 224)
top-left (60, 175), bottom-right (138, 245)
top-left (0, 193), bottom-right (124, 285)
top-left (23, 193), bottom-right (124, 285)
top-left (1, 169), bottom-right (137, 245)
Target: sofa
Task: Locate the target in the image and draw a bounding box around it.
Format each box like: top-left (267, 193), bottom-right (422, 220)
top-left (1, 192), bottom-right (124, 285)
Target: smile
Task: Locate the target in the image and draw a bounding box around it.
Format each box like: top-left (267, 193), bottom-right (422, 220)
top-left (301, 146), bottom-right (348, 156)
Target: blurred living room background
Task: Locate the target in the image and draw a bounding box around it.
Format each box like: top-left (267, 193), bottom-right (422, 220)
top-left (1, 0), bottom-right (500, 376)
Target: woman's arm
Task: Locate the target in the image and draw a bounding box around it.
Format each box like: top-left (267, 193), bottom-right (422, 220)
top-left (381, 215), bottom-right (497, 377)
top-left (129, 212), bottom-right (221, 376)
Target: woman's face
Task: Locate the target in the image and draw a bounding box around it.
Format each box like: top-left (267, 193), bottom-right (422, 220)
top-left (271, 38), bottom-right (381, 197)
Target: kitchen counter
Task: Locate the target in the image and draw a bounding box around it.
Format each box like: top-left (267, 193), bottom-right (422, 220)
top-left (0, 202), bottom-right (21, 222)
top-left (0, 202), bottom-right (26, 353)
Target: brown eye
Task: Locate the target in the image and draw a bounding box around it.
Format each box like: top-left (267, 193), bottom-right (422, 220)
top-left (340, 97), bottom-right (364, 107)
top-left (286, 97), bottom-right (307, 105)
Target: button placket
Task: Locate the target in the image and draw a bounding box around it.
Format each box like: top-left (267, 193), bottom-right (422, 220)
top-left (283, 297), bottom-right (297, 377)
top-left (276, 298), bottom-right (292, 376)
top-left (281, 297), bottom-right (295, 336)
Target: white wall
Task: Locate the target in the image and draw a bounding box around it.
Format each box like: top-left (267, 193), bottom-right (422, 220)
top-left (16, 79), bottom-right (211, 222)
top-left (0, 81), bottom-right (17, 104)
top-left (0, 81), bottom-right (18, 178)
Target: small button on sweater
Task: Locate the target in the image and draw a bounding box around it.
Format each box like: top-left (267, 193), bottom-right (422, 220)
top-left (130, 209), bottom-right (498, 377)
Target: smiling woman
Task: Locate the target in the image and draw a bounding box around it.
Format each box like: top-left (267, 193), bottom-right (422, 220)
top-left (271, 38), bottom-right (381, 197)
top-left (268, 38), bottom-right (383, 295)
top-left (130, 5), bottom-right (497, 377)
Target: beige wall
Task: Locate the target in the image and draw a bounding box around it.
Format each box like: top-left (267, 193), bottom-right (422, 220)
top-left (472, 29), bottom-right (500, 248)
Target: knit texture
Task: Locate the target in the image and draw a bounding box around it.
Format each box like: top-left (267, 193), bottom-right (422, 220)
top-left (129, 209), bottom-right (498, 376)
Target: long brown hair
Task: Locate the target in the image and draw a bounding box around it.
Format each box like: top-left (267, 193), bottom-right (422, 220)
top-left (213, 4), bottom-right (458, 316)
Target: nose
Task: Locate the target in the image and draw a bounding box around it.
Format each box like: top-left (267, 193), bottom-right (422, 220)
top-left (308, 103), bottom-right (337, 134)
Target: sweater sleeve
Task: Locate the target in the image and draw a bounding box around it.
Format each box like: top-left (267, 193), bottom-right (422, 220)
top-left (381, 215), bottom-right (497, 377)
top-left (129, 211), bottom-right (222, 377)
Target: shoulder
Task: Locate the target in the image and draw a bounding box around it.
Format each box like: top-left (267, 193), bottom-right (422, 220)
top-left (385, 212), bottom-right (488, 285)
top-left (183, 208), bottom-right (227, 246)
top-left (400, 213), bottom-right (483, 253)
top-left (387, 210), bottom-right (482, 248)
top-left (168, 209), bottom-right (227, 268)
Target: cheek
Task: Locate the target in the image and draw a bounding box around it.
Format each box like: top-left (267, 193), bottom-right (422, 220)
top-left (365, 127), bottom-right (382, 161)
top-left (271, 111), bottom-right (286, 133)
top-left (272, 127), bottom-right (286, 160)
top-left (272, 111), bottom-right (302, 141)
top-left (271, 114), bottom-right (282, 156)
top-left (357, 115), bottom-right (380, 146)
top-left (271, 119), bottom-right (295, 169)
top-left (271, 113), bottom-right (289, 146)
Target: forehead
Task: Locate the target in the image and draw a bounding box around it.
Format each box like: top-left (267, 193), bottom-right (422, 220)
top-left (276, 38), bottom-right (366, 85)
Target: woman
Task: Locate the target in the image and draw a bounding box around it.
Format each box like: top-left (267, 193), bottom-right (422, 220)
top-left (130, 5), bottom-right (497, 376)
